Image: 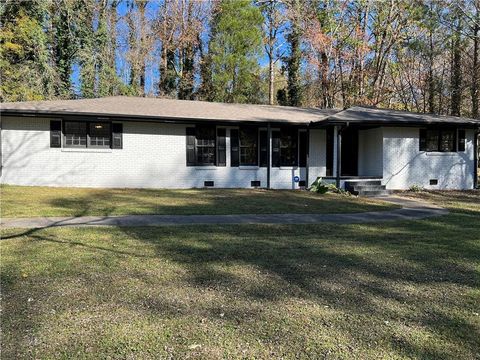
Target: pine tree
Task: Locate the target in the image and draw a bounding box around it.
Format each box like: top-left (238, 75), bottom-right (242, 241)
top-left (285, 0), bottom-right (301, 106)
top-left (207, 0), bottom-right (263, 103)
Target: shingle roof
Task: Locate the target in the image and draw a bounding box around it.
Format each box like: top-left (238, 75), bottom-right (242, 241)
top-left (0, 96), bottom-right (340, 125)
top-left (2, 97), bottom-right (479, 126)
top-left (324, 106), bottom-right (480, 126)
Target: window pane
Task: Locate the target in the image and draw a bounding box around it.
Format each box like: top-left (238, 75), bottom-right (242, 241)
top-left (280, 128), bottom-right (298, 166)
top-left (239, 127), bottom-right (258, 166)
top-left (426, 130), bottom-right (439, 152)
top-left (195, 125), bottom-right (216, 165)
top-left (440, 129), bottom-right (455, 152)
top-left (64, 121), bottom-right (87, 147)
top-left (89, 122), bottom-right (111, 147)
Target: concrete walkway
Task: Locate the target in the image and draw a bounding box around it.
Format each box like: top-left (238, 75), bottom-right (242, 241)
top-left (0, 196), bottom-right (448, 229)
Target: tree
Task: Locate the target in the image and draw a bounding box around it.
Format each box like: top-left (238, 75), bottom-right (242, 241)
top-left (207, 0), bottom-right (264, 103)
top-left (257, 0), bottom-right (286, 105)
top-left (449, 7), bottom-right (464, 116)
top-left (285, 0), bottom-right (302, 106)
top-left (0, 4), bottom-right (56, 101)
top-left (126, 0), bottom-right (152, 96)
top-left (155, 0), bottom-right (178, 97)
top-left (50, 0), bottom-right (80, 97)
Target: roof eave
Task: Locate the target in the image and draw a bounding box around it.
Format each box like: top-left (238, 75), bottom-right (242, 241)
top-left (311, 119), bottom-right (480, 128)
top-left (0, 109), bottom-right (317, 126)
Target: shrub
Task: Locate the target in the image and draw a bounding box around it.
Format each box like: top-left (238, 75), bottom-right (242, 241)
top-left (309, 178), bottom-right (352, 196)
top-left (409, 184), bottom-right (424, 192)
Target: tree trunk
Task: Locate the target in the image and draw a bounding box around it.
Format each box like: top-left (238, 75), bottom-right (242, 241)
top-left (428, 30), bottom-right (435, 113)
top-left (450, 21), bottom-right (462, 117)
top-left (287, 0), bottom-right (301, 107)
top-left (472, 23), bottom-right (479, 118)
top-left (269, 56), bottom-right (274, 105)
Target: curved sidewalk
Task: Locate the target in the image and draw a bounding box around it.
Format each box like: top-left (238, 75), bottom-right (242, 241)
top-left (0, 196), bottom-right (448, 229)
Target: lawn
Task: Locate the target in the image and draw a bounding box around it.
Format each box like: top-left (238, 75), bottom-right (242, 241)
top-left (0, 185), bottom-right (397, 218)
top-left (1, 191), bottom-right (479, 359)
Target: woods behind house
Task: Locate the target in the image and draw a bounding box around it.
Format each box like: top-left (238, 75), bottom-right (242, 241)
top-left (1, 0), bottom-right (479, 118)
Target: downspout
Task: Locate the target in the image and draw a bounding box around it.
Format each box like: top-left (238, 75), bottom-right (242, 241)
top-left (305, 125), bottom-right (310, 188)
top-left (267, 122), bottom-right (271, 189)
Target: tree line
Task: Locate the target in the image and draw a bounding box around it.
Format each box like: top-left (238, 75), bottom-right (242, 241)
top-left (1, 0), bottom-right (479, 118)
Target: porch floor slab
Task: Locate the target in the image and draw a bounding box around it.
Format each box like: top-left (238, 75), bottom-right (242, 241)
top-left (0, 196), bottom-right (448, 229)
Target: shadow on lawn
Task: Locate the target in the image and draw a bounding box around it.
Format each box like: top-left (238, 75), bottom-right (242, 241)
top-left (116, 207), bottom-right (479, 358)
top-left (3, 186), bottom-right (397, 218)
top-left (1, 191), bottom-right (479, 358)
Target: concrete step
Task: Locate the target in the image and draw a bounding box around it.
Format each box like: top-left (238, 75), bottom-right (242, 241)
top-left (345, 180), bottom-right (382, 186)
top-left (351, 184), bottom-right (387, 191)
top-left (353, 189), bottom-right (391, 197)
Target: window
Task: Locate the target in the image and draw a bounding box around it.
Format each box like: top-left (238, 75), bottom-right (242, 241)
top-left (61, 120), bottom-right (121, 149)
top-left (186, 125), bottom-right (216, 166)
top-left (239, 127), bottom-right (258, 166)
top-left (280, 128), bottom-right (298, 166)
top-left (64, 121), bottom-right (87, 147)
top-left (426, 129), bottom-right (439, 152)
top-left (89, 122), bottom-right (110, 148)
top-left (421, 128), bottom-right (457, 152)
top-left (439, 129), bottom-right (455, 152)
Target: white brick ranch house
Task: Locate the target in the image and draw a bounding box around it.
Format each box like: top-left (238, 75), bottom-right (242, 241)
top-left (0, 96), bottom-right (479, 193)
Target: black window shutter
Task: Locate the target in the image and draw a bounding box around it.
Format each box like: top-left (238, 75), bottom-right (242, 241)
top-left (299, 131), bottom-right (308, 167)
top-left (419, 129), bottom-right (427, 151)
top-left (186, 127), bottom-right (196, 166)
top-left (112, 123), bottom-right (123, 149)
top-left (50, 120), bottom-right (62, 148)
top-left (272, 130), bottom-right (281, 167)
top-left (259, 130), bottom-right (268, 167)
top-left (458, 129), bottom-right (466, 151)
top-left (230, 129), bottom-right (239, 167)
top-left (217, 128), bottom-right (226, 166)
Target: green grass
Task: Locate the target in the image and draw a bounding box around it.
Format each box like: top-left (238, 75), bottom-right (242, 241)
top-left (0, 185), bottom-right (397, 218)
top-left (1, 192), bottom-right (479, 359)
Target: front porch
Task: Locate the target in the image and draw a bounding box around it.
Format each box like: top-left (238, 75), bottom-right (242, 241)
top-left (316, 125), bottom-right (385, 189)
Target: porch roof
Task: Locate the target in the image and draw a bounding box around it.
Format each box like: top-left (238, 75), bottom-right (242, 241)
top-left (319, 106), bottom-right (480, 127)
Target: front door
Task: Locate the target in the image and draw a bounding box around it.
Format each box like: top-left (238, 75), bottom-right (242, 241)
top-left (341, 128), bottom-right (358, 176)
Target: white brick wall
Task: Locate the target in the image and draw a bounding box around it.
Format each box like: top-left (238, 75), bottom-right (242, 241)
top-left (0, 117), bottom-right (326, 189)
top-left (382, 127), bottom-right (475, 190)
top-left (358, 127), bottom-right (383, 176)
top-left (1, 117), bottom-right (474, 190)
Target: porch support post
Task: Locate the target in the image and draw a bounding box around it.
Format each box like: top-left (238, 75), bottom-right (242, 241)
top-left (475, 127), bottom-right (479, 189)
top-left (305, 126), bottom-right (310, 188)
top-left (336, 125), bottom-right (342, 188)
top-left (267, 122), bottom-right (271, 189)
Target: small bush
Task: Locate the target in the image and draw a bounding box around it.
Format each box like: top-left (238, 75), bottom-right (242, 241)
top-left (409, 184), bottom-right (424, 193)
top-left (309, 178), bottom-right (352, 196)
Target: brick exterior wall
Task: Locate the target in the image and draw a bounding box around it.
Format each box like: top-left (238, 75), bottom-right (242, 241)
top-left (0, 117), bottom-right (475, 190)
top-left (382, 127), bottom-right (475, 190)
top-left (0, 117), bottom-right (327, 189)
